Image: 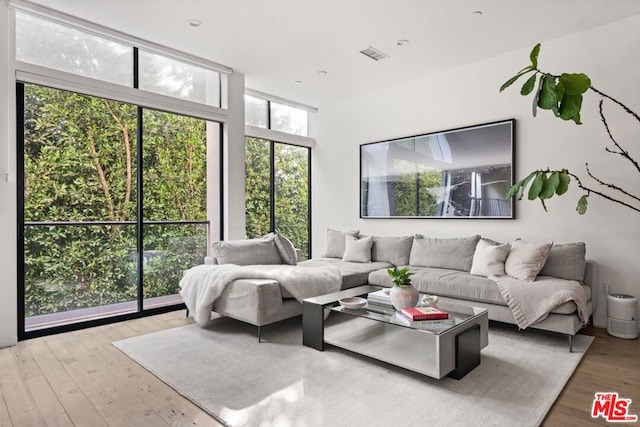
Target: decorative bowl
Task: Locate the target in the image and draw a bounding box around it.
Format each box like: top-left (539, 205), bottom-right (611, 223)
top-left (420, 295), bottom-right (439, 306)
top-left (339, 297), bottom-right (367, 309)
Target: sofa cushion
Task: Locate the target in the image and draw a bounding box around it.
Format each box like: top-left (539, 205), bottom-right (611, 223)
top-left (371, 235), bottom-right (413, 266)
top-left (343, 235), bottom-right (373, 263)
top-left (213, 235), bottom-right (282, 265)
top-left (323, 229), bottom-right (359, 258)
top-left (539, 242), bottom-right (586, 282)
top-left (368, 267), bottom-right (592, 314)
top-left (409, 235), bottom-right (480, 271)
top-left (470, 238), bottom-right (511, 277)
top-left (274, 233), bottom-right (297, 265)
top-left (299, 258), bottom-right (393, 290)
top-left (369, 266), bottom-right (503, 304)
top-left (505, 238), bottom-right (552, 282)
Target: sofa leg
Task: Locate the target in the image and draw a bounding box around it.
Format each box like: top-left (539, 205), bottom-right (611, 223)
top-left (568, 334), bottom-right (573, 353)
top-left (186, 309), bottom-right (189, 318)
top-left (258, 326), bottom-right (262, 343)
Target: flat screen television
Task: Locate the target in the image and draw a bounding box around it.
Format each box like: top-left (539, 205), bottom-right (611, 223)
top-left (360, 119), bottom-right (515, 218)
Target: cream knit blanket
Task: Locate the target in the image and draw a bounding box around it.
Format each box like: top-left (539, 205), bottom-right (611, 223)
top-left (491, 274), bottom-right (589, 329)
top-left (179, 264), bottom-right (342, 326)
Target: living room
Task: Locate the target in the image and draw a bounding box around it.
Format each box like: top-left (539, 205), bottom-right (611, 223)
top-left (0, 1), bottom-right (639, 426)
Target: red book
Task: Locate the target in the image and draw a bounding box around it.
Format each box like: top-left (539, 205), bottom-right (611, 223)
top-left (400, 306), bottom-right (449, 321)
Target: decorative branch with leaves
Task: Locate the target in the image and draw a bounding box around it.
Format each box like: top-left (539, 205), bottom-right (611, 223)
top-left (500, 44), bottom-right (640, 214)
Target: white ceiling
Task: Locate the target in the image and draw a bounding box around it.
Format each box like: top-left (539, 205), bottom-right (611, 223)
top-left (29, 0), bottom-right (640, 109)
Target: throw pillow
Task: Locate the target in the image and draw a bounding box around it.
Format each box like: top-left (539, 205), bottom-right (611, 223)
top-left (409, 234), bottom-right (481, 271)
top-left (371, 235), bottom-right (414, 266)
top-left (343, 235), bottom-right (373, 263)
top-left (470, 238), bottom-right (511, 277)
top-left (323, 228), bottom-right (359, 258)
top-left (504, 238), bottom-right (553, 282)
top-left (539, 242), bottom-right (586, 281)
top-left (213, 234), bottom-right (282, 265)
top-left (274, 233), bottom-right (298, 265)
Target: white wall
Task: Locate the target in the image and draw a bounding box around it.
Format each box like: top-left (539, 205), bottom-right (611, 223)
top-left (313, 15), bottom-right (640, 327)
top-left (0, 1), bottom-right (17, 348)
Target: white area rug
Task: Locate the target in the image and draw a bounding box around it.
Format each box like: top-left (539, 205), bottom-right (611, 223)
top-left (113, 316), bottom-right (593, 427)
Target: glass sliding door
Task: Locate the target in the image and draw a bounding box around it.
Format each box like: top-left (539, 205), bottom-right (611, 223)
top-left (21, 84), bottom-right (139, 330)
top-left (142, 109), bottom-right (209, 309)
top-left (19, 83), bottom-right (216, 334)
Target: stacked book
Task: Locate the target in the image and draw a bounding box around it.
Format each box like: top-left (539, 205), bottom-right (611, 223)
top-left (395, 306), bottom-right (455, 327)
top-left (367, 288), bottom-right (393, 306)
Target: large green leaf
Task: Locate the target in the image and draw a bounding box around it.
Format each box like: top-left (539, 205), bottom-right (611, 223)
top-left (507, 171), bottom-right (536, 199)
top-left (520, 74), bottom-right (537, 96)
top-left (559, 73), bottom-right (591, 95)
top-left (556, 79), bottom-right (565, 103)
top-left (577, 194), bottom-right (588, 214)
top-left (500, 67), bottom-right (534, 92)
top-left (532, 75), bottom-right (545, 117)
top-left (537, 75), bottom-right (558, 110)
top-left (559, 93), bottom-right (583, 121)
top-left (539, 171), bottom-right (559, 199)
top-left (556, 171), bottom-right (570, 195)
top-left (571, 112), bottom-right (582, 125)
top-left (529, 43), bottom-right (541, 68)
top-left (528, 172), bottom-right (545, 200)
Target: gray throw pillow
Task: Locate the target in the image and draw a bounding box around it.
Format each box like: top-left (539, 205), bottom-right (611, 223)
top-left (274, 233), bottom-right (298, 265)
top-left (372, 235), bottom-right (413, 266)
top-left (539, 242), bottom-right (586, 281)
top-left (504, 238), bottom-right (553, 282)
top-left (213, 234), bottom-right (282, 265)
top-left (409, 235), bottom-right (481, 271)
top-left (343, 235), bottom-right (373, 263)
top-left (323, 229), bottom-right (359, 258)
top-left (470, 238), bottom-right (511, 277)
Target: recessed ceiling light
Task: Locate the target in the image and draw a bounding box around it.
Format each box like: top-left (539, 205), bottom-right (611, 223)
top-left (317, 70), bottom-right (328, 76)
top-left (472, 11), bottom-right (483, 16)
top-left (294, 80), bottom-right (302, 85)
top-left (188, 19), bottom-right (201, 27)
top-left (396, 39), bottom-right (409, 46)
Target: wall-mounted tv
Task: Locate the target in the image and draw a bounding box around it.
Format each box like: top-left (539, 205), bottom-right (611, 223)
top-left (360, 119), bottom-right (515, 219)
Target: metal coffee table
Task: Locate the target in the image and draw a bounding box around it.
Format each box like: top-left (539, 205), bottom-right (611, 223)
top-left (303, 285), bottom-right (488, 379)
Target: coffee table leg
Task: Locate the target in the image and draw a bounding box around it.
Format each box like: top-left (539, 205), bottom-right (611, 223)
top-left (448, 324), bottom-right (481, 380)
top-left (303, 301), bottom-right (325, 351)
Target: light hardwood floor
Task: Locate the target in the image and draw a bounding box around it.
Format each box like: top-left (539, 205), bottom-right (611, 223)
top-left (0, 311), bottom-right (638, 427)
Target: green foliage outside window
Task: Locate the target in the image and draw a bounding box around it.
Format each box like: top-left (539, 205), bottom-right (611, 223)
top-left (23, 84), bottom-right (208, 318)
top-left (245, 137), bottom-right (310, 259)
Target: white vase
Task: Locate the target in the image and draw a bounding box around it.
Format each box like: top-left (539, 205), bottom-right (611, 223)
top-left (390, 285), bottom-right (419, 311)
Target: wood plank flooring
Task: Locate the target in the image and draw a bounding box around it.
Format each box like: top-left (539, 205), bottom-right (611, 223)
top-left (0, 311), bottom-right (638, 426)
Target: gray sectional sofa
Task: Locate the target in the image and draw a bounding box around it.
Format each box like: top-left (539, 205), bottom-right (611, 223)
top-left (193, 229), bottom-right (595, 348)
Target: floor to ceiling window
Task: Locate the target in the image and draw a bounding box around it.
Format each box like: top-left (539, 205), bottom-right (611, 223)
top-left (245, 138), bottom-right (310, 257)
top-left (244, 93), bottom-right (314, 258)
top-left (19, 84), bottom-right (215, 333)
top-left (14, 9), bottom-right (228, 337)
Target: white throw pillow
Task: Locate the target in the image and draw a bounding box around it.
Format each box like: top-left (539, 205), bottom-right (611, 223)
top-left (504, 238), bottom-right (553, 282)
top-left (470, 238), bottom-right (511, 277)
top-left (323, 229), bottom-right (359, 258)
top-left (342, 235), bottom-right (373, 263)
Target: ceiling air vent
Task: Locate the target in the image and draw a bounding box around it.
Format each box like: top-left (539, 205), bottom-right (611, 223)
top-left (360, 46), bottom-right (389, 61)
